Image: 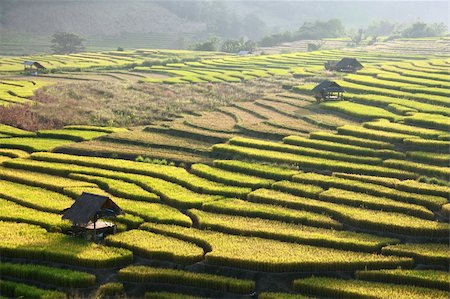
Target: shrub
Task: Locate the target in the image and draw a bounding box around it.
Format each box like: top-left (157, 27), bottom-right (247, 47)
top-left (192, 37), bottom-right (220, 52)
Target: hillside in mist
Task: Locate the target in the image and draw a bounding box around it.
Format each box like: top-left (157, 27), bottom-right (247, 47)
top-left (0, 0), bottom-right (447, 54)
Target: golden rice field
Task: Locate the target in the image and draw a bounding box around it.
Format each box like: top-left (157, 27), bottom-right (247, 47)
top-left (0, 37), bottom-right (448, 298)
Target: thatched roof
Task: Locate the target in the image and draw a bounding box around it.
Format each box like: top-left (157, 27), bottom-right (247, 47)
top-left (312, 80), bottom-right (345, 93)
top-left (62, 192), bottom-right (124, 226)
top-left (23, 61), bottom-right (46, 69)
top-left (334, 58), bottom-right (363, 69)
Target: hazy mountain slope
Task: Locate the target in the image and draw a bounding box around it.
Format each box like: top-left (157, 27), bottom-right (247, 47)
top-left (0, 0), bottom-right (447, 55)
top-left (0, 0), bottom-right (206, 54)
top-left (230, 1), bottom-right (448, 30)
top-left (0, 1), bottom-right (205, 36)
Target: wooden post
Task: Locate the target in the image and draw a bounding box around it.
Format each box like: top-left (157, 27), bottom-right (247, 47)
top-left (93, 214), bottom-right (97, 243)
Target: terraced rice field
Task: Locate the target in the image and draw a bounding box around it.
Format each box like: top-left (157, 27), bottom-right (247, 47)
top-left (0, 37), bottom-right (448, 298)
top-left (0, 79), bottom-right (49, 106)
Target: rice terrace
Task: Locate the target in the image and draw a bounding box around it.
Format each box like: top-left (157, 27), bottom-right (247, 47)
top-left (0, 1), bottom-right (449, 298)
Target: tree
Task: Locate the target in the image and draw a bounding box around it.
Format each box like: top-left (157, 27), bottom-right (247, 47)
top-left (367, 36), bottom-right (378, 45)
top-left (221, 39), bottom-right (256, 53)
top-left (366, 20), bottom-right (396, 36)
top-left (429, 23), bottom-right (447, 36)
top-left (192, 37), bottom-right (220, 51)
top-left (259, 19), bottom-right (346, 47)
top-left (401, 22), bottom-right (447, 38)
top-left (351, 29), bottom-right (364, 46)
top-left (203, 1), bottom-right (235, 38)
top-left (51, 32), bottom-right (85, 54)
top-left (295, 19), bottom-right (345, 40)
top-left (307, 42), bottom-right (323, 52)
top-left (259, 31), bottom-right (293, 47)
top-left (401, 22), bottom-right (428, 38)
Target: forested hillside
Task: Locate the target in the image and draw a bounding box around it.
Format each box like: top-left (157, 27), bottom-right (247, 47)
top-left (0, 0), bottom-right (447, 54)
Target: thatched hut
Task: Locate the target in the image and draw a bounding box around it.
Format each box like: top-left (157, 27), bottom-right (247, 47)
top-left (23, 61), bottom-right (46, 75)
top-left (325, 58), bottom-right (363, 73)
top-left (312, 80), bottom-right (345, 102)
top-left (62, 192), bottom-right (124, 241)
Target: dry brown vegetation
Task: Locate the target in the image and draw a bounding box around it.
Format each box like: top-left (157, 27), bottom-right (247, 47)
top-left (0, 78), bottom-right (289, 130)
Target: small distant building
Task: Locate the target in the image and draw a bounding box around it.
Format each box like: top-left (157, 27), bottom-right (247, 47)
top-left (312, 80), bottom-right (345, 102)
top-left (62, 192), bottom-right (124, 242)
top-left (324, 58), bottom-right (363, 73)
top-left (237, 50), bottom-right (250, 55)
top-left (23, 61), bottom-right (46, 75)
